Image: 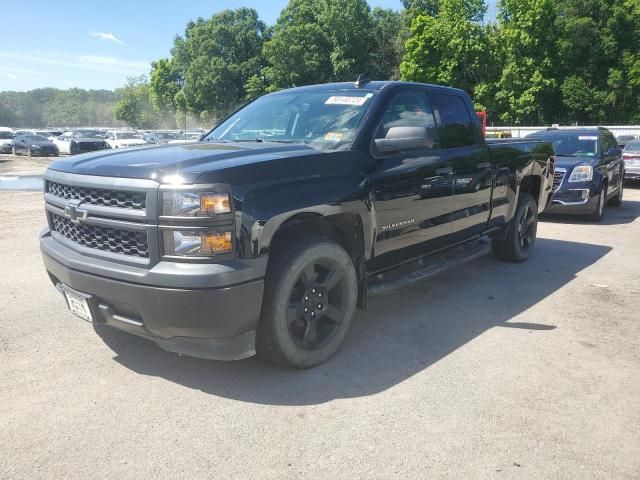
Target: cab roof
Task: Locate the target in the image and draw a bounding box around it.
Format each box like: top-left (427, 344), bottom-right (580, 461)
top-left (267, 81), bottom-right (467, 96)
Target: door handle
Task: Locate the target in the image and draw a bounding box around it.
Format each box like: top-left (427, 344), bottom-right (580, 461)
top-left (436, 167), bottom-right (453, 175)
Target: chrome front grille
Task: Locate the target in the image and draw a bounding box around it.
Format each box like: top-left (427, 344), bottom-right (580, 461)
top-left (47, 181), bottom-right (146, 210)
top-left (51, 213), bottom-right (149, 258)
top-left (553, 168), bottom-right (566, 192)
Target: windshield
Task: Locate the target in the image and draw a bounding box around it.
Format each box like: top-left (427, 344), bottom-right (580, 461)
top-left (529, 132), bottom-right (598, 157)
top-left (73, 130), bottom-right (100, 139)
top-left (27, 135), bottom-right (48, 142)
top-left (116, 132), bottom-right (141, 140)
top-left (624, 141), bottom-right (640, 152)
top-left (0, 131), bottom-right (14, 139)
top-left (205, 90), bottom-right (377, 150)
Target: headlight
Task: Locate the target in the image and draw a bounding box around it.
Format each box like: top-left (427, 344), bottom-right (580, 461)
top-left (163, 230), bottom-right (232, 257)
top-left (162, 192), bottom-right (231, 217)
top-left (568, 165), bottom-right (593, 182)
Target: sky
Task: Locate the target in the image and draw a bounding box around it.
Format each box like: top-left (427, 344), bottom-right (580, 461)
top-left (0, 0), bottom-right (497, 92)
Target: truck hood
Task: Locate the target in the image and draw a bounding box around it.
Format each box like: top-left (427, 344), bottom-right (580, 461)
top-left (47, 141), bottom-right (317, 182)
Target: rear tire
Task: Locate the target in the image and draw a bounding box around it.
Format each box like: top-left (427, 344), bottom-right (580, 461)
top-left (587, 183), bottom-right (607, 222)
top-left (256, 236), bottom-right (358, 368)
top-left (492, 193), bottom-right (538, 263)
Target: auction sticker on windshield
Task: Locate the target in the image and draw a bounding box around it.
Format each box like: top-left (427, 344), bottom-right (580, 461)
top-left (579, 136), bottom-right (598, 141)
top-left (325, 96), bottom-right (369, 106)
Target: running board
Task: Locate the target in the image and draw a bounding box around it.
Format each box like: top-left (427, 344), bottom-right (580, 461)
top-left (368, 238), bottom-right (491, 297)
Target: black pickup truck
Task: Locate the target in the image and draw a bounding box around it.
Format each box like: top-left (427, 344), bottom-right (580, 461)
top-left (40, 81), bottom-right (554, 368)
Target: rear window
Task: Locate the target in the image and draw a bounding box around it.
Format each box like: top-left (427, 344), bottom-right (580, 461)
top-left (431, 94), bottom-right (477, 148)
top-left (625, 141), bottom-right (640, 152)
top-left (0, 131), bottom-right (14, 139)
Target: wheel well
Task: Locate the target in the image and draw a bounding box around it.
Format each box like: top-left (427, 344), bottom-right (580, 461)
top-left (268, 213), bottom-right (367, 308)
top-left (519, 175), bottom-right (541, 204)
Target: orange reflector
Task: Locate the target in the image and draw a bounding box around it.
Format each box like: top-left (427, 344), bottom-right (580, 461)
top-left (200, 194), bottom-right (230, 214)
top-left (201, 232), bottom-right (232, 254)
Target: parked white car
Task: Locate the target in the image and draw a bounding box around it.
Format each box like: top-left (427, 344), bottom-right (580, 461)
top-left (104, 130), bottom-right (146, 149)
top-left (0, 127), bottom-right (15, 154)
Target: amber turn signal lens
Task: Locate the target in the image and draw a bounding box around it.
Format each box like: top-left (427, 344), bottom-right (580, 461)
top-left (201, 232), bottom-right (232, 254)
top-left (200, 194), bottom-right (230, 214)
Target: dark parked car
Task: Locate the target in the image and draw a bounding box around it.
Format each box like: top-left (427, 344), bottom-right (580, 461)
top-left (12, 134), bottom-right (59, 156)
top-left (40, 80), bottom-right (555, 368)
top-left (622, 140), bottom-right (640, 181)
top-left (529, 128), bottom-right (624, 221)
top-left (143, 131), bottom-right (180, 144)
top-left (53, 130), bottom-right (109, 155)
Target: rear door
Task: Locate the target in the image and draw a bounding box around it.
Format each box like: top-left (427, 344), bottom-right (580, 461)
top-left (370, 88), bottom-right (456, 269)
top-left (429, 92), bottom-right (493, 242)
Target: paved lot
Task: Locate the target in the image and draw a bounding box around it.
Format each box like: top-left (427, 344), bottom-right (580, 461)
top-left (1, 166), bottom-right (639, 479)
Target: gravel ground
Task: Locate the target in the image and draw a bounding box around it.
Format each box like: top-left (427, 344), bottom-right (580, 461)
top-left (0, 164), bottom-right (639, 479)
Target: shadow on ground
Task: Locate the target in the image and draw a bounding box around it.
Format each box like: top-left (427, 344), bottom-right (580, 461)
top-left (96, 236), bottom-right (611, 406)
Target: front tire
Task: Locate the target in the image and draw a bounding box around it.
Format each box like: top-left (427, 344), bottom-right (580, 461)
top-left (587, 183), bottom-right (607, 222)
top-left (257, 236), bottom-right (358, 368)
top-left (492, 193), bottom-right (538, 263)
top-left (608, 179), bottom-right (623, 207)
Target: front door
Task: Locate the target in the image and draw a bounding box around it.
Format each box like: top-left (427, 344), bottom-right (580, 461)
top-left (370, 89), bottom-right (456, 271)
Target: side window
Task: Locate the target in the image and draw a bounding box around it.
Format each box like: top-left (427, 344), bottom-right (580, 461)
top-left (431, 93), bottom-right (477, 149)
top-left (376, 91), bottom-right (437, 149)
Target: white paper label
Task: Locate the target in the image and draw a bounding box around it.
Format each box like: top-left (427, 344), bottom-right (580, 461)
top-left (325, 96), bottom-right (368, 106)
top-left (578, 136), bottom-right (598, 141)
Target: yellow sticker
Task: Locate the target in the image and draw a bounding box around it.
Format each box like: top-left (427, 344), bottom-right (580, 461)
top-left (324, 132), bottom-right (343, 141)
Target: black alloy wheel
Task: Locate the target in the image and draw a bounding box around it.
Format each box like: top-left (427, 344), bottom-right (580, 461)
top-left (517, 201), bottom-right (536, 253)
top-left (286, 259), bottom-right (350, 350)
top-left (492, 193), bottom-right (538, 263)
top-left (257, 236), bottom-right (358, 368)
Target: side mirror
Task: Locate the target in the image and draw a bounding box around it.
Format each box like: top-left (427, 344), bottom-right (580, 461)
top-left (607, 147), bottom-right (622, 157)
top-left (373, 126), bottom-right (432, 156)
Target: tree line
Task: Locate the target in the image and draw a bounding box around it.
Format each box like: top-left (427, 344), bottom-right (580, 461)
top-left (2, 0), bottom-right (640, 129)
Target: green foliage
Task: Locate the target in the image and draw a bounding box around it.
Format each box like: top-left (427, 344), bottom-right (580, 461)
top-left (113, 76), bottom-right (159, 129)
top-left (4, 0), bottom-right (640, 127)
top-left (401, 0), bottom-right (490, 96)
top-left (171, 8), bottom-right (267, 118)
top-left (371, 8), bottom-right (406, 80)
top-left (264, 0), bottom-right (376, 89)
top-left (0, 88), bottom-right (117, 127)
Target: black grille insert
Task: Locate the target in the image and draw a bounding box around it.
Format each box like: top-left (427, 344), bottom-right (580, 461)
top-left (553, 170), bottom-right (565, 192)
top-left (47, 181), bottom-right (146, 211)
top-left (51, 213), bottom-right (149, 258)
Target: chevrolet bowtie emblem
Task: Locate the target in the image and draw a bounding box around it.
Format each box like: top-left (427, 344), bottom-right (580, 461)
top-left (64, 203), bottom-right (88, 224)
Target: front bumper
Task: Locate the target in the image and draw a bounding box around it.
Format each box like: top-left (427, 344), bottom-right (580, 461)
top-left (545, 183), bottom-right (601, 215)
top-left (41, 229), bottom-right (265, 361)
